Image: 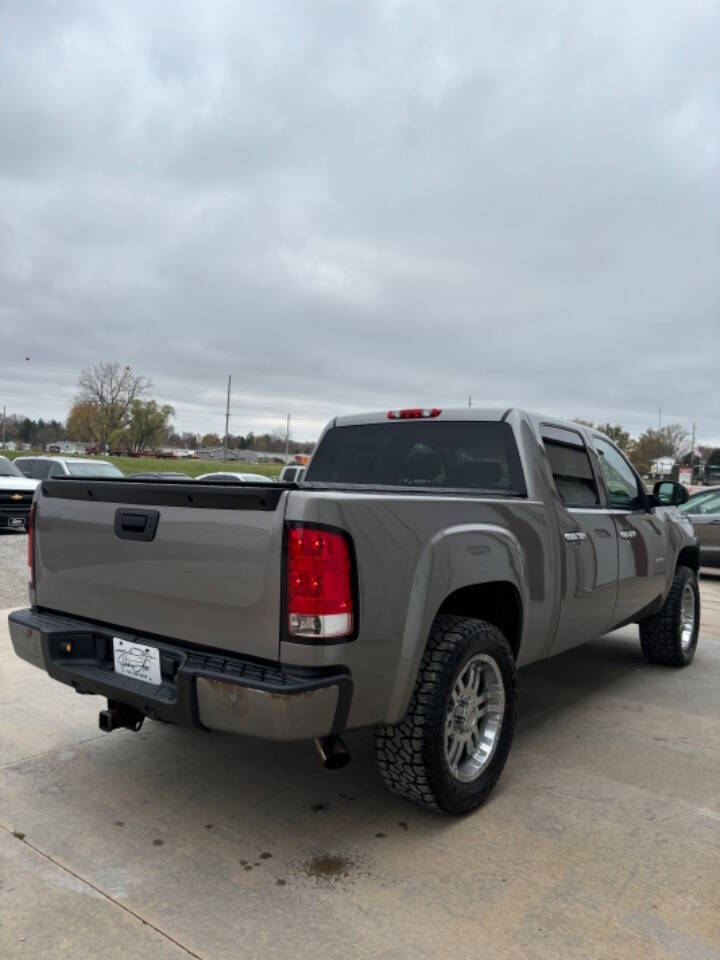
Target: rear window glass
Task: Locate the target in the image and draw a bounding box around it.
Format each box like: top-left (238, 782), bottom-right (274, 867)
top-left (65, 462), bottom-right (124, 478)
top-left (306, 421), bottom-right (525, 494)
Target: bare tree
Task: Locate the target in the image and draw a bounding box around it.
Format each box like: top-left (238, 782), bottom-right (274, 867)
top-left (75, 363), bottom-right (151, 445)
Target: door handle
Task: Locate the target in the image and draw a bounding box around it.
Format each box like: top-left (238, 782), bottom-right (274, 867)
top-left (114, 508), bottom-right (160, 542)
top-left (564, 532), bottom-right (587, 542)
top-left (619, 530), bottom-right (637, 540)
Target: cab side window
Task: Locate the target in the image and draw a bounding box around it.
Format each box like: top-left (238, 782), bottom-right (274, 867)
top-left (592, 437), bottom-right (644, 510)
top-left (541, 426), bottom-right (599, 507)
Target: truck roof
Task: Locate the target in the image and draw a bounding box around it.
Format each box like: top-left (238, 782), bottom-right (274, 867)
top-left (332, 407), bottom-right (599, 439)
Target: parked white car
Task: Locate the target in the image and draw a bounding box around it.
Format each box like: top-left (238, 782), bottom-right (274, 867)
top-left (13, 456), bottom-right (124, 480)
top-left (0, 455), bottom-right (39, 531)
top-left (278, 465), bottom-right (306, 482)
top-left (195, 472), bottom-right (275, 483)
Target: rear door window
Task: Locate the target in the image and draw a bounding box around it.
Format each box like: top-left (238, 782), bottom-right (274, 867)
top-left (541, 426), bottom-right (600, 507)
top-left (30, 461), bottom-right (53, 479)
top-left (307, 421), bottom-right (525, 494)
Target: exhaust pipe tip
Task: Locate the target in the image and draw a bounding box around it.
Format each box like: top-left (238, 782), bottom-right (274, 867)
top-left (315, 736), bottom-right (351, 770)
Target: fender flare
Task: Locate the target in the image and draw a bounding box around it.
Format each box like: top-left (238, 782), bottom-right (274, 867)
top-left (383, 523), bottom-right (528, 725)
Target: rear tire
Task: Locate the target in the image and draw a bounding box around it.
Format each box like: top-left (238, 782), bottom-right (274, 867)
top-left (374, 615), bottom-right (517, 815)
top-left (639, 566), bottom-right (700, 666)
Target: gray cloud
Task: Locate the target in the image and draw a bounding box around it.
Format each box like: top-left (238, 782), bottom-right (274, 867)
top-left (1, 0), bottom-right (719, 443)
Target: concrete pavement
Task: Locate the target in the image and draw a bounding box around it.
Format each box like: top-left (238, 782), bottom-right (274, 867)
top-left (1, 574), bottom-right (719, 959)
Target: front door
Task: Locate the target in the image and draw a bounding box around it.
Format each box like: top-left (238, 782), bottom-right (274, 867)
top-left (540, 425), bottom-right (619, 655)
top-left (591, 436), bottom-right (667, 624)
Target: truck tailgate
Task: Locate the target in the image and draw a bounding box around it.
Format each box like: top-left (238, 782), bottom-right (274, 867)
top-left (34, 480), bottom-right (287, 660)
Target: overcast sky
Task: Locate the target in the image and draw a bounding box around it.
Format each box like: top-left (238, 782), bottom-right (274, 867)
top-left (1, 0), bottom-right (718, 444)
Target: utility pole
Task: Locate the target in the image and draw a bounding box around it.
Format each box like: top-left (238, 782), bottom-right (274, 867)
top-left (1, 405), bottom-right (5, 448)
top-left (468, 395), bottom-right (472, 408)
top-left (656, 408), bottom-right (662, 479)
top-left (223, 374), bottom-right (231, 461)
top-left (691, 421), bottom-right (696, 481)
top-left (284, 413), bottom-right (291, 463)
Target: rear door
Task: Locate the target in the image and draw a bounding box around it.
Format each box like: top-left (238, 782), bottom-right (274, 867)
top-left (541, 425), bottom-right (619, 654)
top-left (591, 436), bottom-right (667, 623)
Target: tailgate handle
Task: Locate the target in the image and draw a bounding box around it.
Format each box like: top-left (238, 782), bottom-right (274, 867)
top-left (114, 509), bottom-right (160, 542)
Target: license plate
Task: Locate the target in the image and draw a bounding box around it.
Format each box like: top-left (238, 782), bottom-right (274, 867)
top-left (113, 637), bottom-right (162, 685)
top-left (8, 518), bottom-right (25, 528)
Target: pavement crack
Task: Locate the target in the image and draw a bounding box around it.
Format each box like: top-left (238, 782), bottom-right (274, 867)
top-left (0, 734), bottom-right (108, 770)
top-left (0, 822), bottom-right (206, 960)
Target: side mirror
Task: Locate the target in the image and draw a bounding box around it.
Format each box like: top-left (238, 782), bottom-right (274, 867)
top-left (653, 480), bottom-right (689, 507)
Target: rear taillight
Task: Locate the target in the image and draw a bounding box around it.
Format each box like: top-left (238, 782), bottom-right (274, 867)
top-left (28, 503), bottom-right (36, 588)
top-left (286, 526), bottom-right (354, 640)
top-left (387, 408), bottom-right (441, 419)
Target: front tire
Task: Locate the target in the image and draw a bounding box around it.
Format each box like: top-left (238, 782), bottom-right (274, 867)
top-left (374, 615), bottom-right (517, 815)
top-left (639, 566), bottom-right (700, 666)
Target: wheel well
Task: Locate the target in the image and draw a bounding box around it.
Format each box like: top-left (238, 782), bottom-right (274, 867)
top-left (436, 582), bottom-right (523, 660)
top-left (677, 545), bottom-right (700, 572)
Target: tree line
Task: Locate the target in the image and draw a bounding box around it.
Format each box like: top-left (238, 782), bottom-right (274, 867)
top-left (1, 363), bottom-right (314, 454)
top-left (572, 420), bottom-right (720, 475)
top-left (2, 364), bottom-right (718, 465)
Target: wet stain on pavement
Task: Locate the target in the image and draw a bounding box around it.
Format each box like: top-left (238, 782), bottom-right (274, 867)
top-left (260, 852), bottom-right (272, 859)
top-left (302, 853), bottom-right (365, 882)
top-left (310, 802), bottom-right (330, 813)
top-left (152, 838), bottom-right (164, 847)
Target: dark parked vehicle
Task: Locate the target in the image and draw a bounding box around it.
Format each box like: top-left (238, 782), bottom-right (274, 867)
top-left (9, 408), bottom-right (700, 814)
top-left (679, 486), bottom-right (720, 567)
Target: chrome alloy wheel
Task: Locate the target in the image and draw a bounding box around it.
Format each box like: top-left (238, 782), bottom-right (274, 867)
top-left (444, 653), bottom-right (506, 783)
top-left (680, 582), bottom-right (697, 652)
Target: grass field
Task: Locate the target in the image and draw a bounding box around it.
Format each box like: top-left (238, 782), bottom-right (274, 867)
top-left (2, 450), bottom-right (282, 479)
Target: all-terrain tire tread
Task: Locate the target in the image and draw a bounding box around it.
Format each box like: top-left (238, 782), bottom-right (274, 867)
top-left (374, 615), bottom-right (517, 814)
top-left (639, 566), bottom-right (699, 666)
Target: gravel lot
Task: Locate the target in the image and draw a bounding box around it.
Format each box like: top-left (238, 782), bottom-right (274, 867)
top-left (0, 532), bottom-right (26, 609)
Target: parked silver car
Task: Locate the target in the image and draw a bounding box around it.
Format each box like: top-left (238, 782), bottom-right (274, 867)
top-left (14, 456), bottom-right (124, 480)
top-left (679, 486), bottom-right (720, 567)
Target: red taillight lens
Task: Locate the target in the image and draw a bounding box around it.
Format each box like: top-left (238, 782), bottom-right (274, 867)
top-left (286, 526), bottom-right (354, 640)
top-left (387, 408), bottom-right (441, 419)
top-left (28, 503), bottom-right (35, 588)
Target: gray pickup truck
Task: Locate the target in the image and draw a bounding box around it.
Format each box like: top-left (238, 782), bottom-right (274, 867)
top-left (9, 408), bottom-right (700, 814)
